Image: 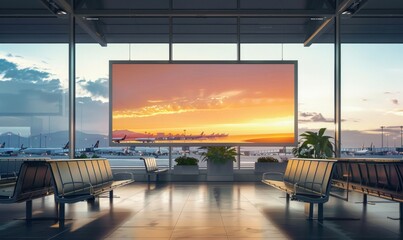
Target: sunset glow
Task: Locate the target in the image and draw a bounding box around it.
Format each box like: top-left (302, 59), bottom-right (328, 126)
top-left (111, 63), bottom-right (296, 144)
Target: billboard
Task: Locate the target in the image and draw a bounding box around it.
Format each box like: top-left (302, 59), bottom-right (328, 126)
top-left (110, 61), bottom-right (297, 146)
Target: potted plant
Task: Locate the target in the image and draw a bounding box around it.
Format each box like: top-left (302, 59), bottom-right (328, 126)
top-left (173, 155), bottom-right (199, 175)
top-left (254, 156), bottom-right (287, 173)
top-left (292, 128), bottom-right (334, 159)
top-left (201, 146), bottom-right (237, 181)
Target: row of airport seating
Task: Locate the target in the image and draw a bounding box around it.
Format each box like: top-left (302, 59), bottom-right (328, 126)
top-left (262, 157), bottom-right (403, 220)
top-left (331, 158), bottom-right (403, 219)
top-left (262, 158), bottom-right (336, 220)
top-left (2, 156), bottom-right (402, 226)
top-left (0, 158), bottom-right (134, 228)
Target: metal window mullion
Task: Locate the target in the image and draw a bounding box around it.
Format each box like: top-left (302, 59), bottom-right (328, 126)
top-left (68, 1), bottom-right (76, 159)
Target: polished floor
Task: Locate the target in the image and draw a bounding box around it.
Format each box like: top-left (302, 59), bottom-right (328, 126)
top-left (0, 182), bottom-right (402, 239)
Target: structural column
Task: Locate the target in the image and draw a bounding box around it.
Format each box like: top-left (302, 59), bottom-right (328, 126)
top-left (68, 0), bottom-right (76, 159)
top-left (334, 11), bottom-right (341, 157)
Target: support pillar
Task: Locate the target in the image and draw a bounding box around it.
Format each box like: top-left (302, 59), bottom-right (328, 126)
top-left (68, 0), bottom-right (76, 159)
top-left (334, 5), bottom-right (342, 158)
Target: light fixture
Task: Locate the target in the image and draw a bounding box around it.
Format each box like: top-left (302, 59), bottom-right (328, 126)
top-left (342, 10), bottom-right (352, 15)
top-left (85, 17), bottom-right (99, 21)
top-left (56, 10), bottom-right (67, 15)
top-left (310, 17), bottom-right (324, 21)
top-left (41, 0), bottom-right (68, 16)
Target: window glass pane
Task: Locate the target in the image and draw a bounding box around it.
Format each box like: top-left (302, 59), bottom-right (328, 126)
top-left (0, 44), bottom-right (68, 151)
top-left (173, 44), bottom-right (237, 60)
top-left (341, 44), bottom-right (403, 153)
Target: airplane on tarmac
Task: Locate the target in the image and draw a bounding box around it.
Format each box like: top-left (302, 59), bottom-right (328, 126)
top-left (89, 140), bottom-right (168, 157)
top-left (354, 143), bottom-right (374, 155)
top-left (0, 144), bottom-right (24, 156)
top-left (134, 138), bottom-right (156, 143)
top-left (92, 140), bottom-right (130, 155)
top-left (22, 142), bottom-right (69, 156)
top-left (112, 135), bottom-right (126, 143)
top-left (132, 146), bottom-right (169, 157)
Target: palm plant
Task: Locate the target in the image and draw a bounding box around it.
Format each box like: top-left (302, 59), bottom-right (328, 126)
top-left (201, 146), bottom-right (237, 164)
top-left (292, 128), bottom-right (334, 159)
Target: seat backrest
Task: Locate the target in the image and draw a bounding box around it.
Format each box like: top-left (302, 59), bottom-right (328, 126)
top-left (284, 159), bottom-right (301, 183)
top-left (12, 161), bottom-right (53, 202)
top-left (48, 159), bottom-right (112, 198)
top-left (49, 161), bottom-right (74, 197)
top-left (91, 160), bottom-right (104, 185)
top-left (284, 159), bottom-right (298, 182)
top-left (318, 161), bottom-right (335, 196)
top-left (286, 158), bottom-right (336, 197)
top-left (295, 160), bottom-right (311, 184)
top-left (141, 157), bottom-right (158, 172)
top-left (0, 157), bottom-right (49, 180)
top-left (102, 160), bottom-right (114, 182)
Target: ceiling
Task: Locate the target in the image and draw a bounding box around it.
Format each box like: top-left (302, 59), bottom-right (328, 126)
top-left (0, 0), bottom-right (403, 46)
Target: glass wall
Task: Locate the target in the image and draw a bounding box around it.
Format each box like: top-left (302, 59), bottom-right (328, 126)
top-left (0, 44), bottom-right (69, 153)
top-left (2, 41), bottom-right (402, 164)
top-left (341, 44), bottom-right (403, 155)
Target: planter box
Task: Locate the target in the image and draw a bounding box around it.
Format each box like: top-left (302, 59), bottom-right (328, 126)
top-left (173, 165), bottom-right (199, 175)
top-left (254, 162), bottom-right (287, 173)
top-left (207, 160), bottom-right (234, 181)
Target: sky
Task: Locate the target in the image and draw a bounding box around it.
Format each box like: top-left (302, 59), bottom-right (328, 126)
top-left (0, 43), bottom-right (402, 148)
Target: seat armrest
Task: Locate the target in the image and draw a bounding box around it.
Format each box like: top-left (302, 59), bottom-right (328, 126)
top-left (262, 172), bottom-right (284, 181)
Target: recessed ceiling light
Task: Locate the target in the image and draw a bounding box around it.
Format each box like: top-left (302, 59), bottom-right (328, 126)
top-left (56, 10), bottom-right (67, 15)
top-left (85, 17), bottom-right (99, 21)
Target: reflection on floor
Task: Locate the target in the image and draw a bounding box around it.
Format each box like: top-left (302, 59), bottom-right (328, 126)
top-left (0, 182), bottom-right (402, 239)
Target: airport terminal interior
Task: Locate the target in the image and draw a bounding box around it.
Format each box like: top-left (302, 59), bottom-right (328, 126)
top-left (1, 0), bottom-right (403, 239)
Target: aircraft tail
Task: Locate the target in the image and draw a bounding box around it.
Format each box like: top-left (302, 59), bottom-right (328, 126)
top-left (0, 142), bottom-right (5, 148)
top-left (63, 141), bottom-right (69, 149)
top-left (93, 140), bottom-right (100, 148)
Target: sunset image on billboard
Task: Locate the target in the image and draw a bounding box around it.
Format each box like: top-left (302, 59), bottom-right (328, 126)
top-left (110, 62), bottom-right (297, 145)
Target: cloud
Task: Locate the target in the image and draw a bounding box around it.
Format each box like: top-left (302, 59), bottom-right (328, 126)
top-left (5, 53), bottom-right (22, 58)
top-left (388, 109), bottom-right (403, 116)
top-left (80, 78), bottom-right (109, 99)
top-left (76, 97), bottom-right (109, 134)
top-left (300, 112), bottom-right (315, 117)
top-left (0, 57), bottom-right (109, 135)
top-left (0, 58), bottom-right (17, 73)
top-left (392, 99), bottom-right (399, 105)
top-left (0, 58), bottom-right (51, 84)
top-left (299, 112), bottom-right (333, 122)
top-left (0, 58), bottom-right (64, 115)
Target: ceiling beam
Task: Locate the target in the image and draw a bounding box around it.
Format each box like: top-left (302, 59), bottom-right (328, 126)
top-left (52, 0), bottom-right (107, 46)
top-left (0, 9), bottom-right (54, 17)
top-left (73, 9), bottom-right (334, 17)
top-left (304, 0), bottom-right (356, 47)
top-left (2, 8), bottom-right (403, 18)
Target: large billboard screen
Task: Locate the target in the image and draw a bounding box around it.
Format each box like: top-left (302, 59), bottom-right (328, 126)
top-left (110, 61), bottom-right (297, 146)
